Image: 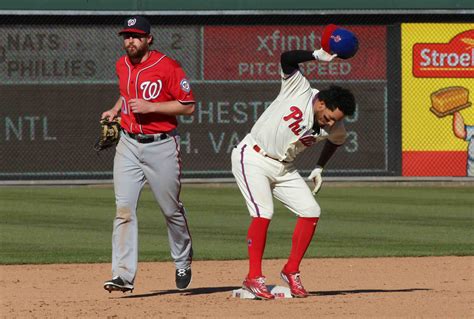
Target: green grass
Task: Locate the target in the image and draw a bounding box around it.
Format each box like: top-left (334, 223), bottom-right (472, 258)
top-left (0, 184), bottom-right (472, 264)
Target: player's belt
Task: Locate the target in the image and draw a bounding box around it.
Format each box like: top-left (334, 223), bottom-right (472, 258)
top-left (253, 145), bottom-right (288, 163)
top-left (122, 129), bottom-right (174, 144)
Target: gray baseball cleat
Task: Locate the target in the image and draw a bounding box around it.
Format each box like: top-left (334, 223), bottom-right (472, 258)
top-left (103, 276), bottom-right (134, 293)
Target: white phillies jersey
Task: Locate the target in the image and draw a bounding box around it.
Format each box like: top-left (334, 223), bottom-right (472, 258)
top-left (250, 70), bottom-right (347, 162)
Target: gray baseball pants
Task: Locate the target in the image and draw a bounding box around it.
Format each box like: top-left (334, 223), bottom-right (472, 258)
top-left (111, 132), bottom-right (192, 284)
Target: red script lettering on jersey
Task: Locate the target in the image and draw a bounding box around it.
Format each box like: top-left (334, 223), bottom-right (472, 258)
top-left (283, 106), bottom-right (303, 135)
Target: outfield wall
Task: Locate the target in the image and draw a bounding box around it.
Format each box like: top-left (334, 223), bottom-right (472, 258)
top-left (0, 13), bottom-right (472, 181)
top-left (1, 0), bottom-right (472, 11)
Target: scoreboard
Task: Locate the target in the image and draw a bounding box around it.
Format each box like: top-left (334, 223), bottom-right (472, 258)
top-left (0, 24), bottom-right (391, 179)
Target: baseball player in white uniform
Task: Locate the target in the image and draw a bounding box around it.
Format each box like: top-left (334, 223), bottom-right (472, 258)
top-left (231, 49), bottom-right (356, 299)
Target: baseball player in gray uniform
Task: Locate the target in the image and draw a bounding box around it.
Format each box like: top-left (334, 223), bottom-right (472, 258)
top-left (231, 49), bottom-right (356, 299)
top-left (102, 16), bottom-right (195, 293)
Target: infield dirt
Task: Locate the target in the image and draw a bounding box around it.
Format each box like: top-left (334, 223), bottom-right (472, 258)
top-left (1, 256), bottom-right (472, 318)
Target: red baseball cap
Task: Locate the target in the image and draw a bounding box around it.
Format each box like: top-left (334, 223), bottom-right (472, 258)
top-left (119, 16), bottom-right (151, 35)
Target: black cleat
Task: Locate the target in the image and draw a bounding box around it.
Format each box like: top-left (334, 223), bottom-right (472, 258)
top-left (175, 266), bottom-right (192, 290)
top-left (103, 276), bottom-right (134, 293)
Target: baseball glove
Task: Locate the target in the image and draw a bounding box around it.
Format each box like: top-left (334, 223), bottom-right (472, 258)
top-left (94, 117), bottom-right (121, 152)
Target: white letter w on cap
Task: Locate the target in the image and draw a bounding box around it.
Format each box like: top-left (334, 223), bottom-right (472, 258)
top-left (128, 18), bottom-right (136, 26)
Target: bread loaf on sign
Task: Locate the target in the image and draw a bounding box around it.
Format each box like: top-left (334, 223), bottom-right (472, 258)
top-left (430, 86), bottom-right (470, 117)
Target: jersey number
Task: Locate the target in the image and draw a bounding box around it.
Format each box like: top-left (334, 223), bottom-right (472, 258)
top-left (121, 96), bottom-right (128, 115)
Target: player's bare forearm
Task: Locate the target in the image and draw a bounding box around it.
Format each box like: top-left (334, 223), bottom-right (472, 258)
top-left (101, 97), bottom-right (122, 120)
top-left (112, 97), bottom-right (122, 113)
top-left (316, 140), bottom-right (340, 168)
top-left (129, 99), bottom-right (195, 115)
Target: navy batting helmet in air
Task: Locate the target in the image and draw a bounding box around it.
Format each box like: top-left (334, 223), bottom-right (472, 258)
top-left (321, 24), bottom-right (359, 59)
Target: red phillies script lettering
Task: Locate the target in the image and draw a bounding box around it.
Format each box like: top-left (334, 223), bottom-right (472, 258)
top-left (283, 106), bottom-right (303, 135)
